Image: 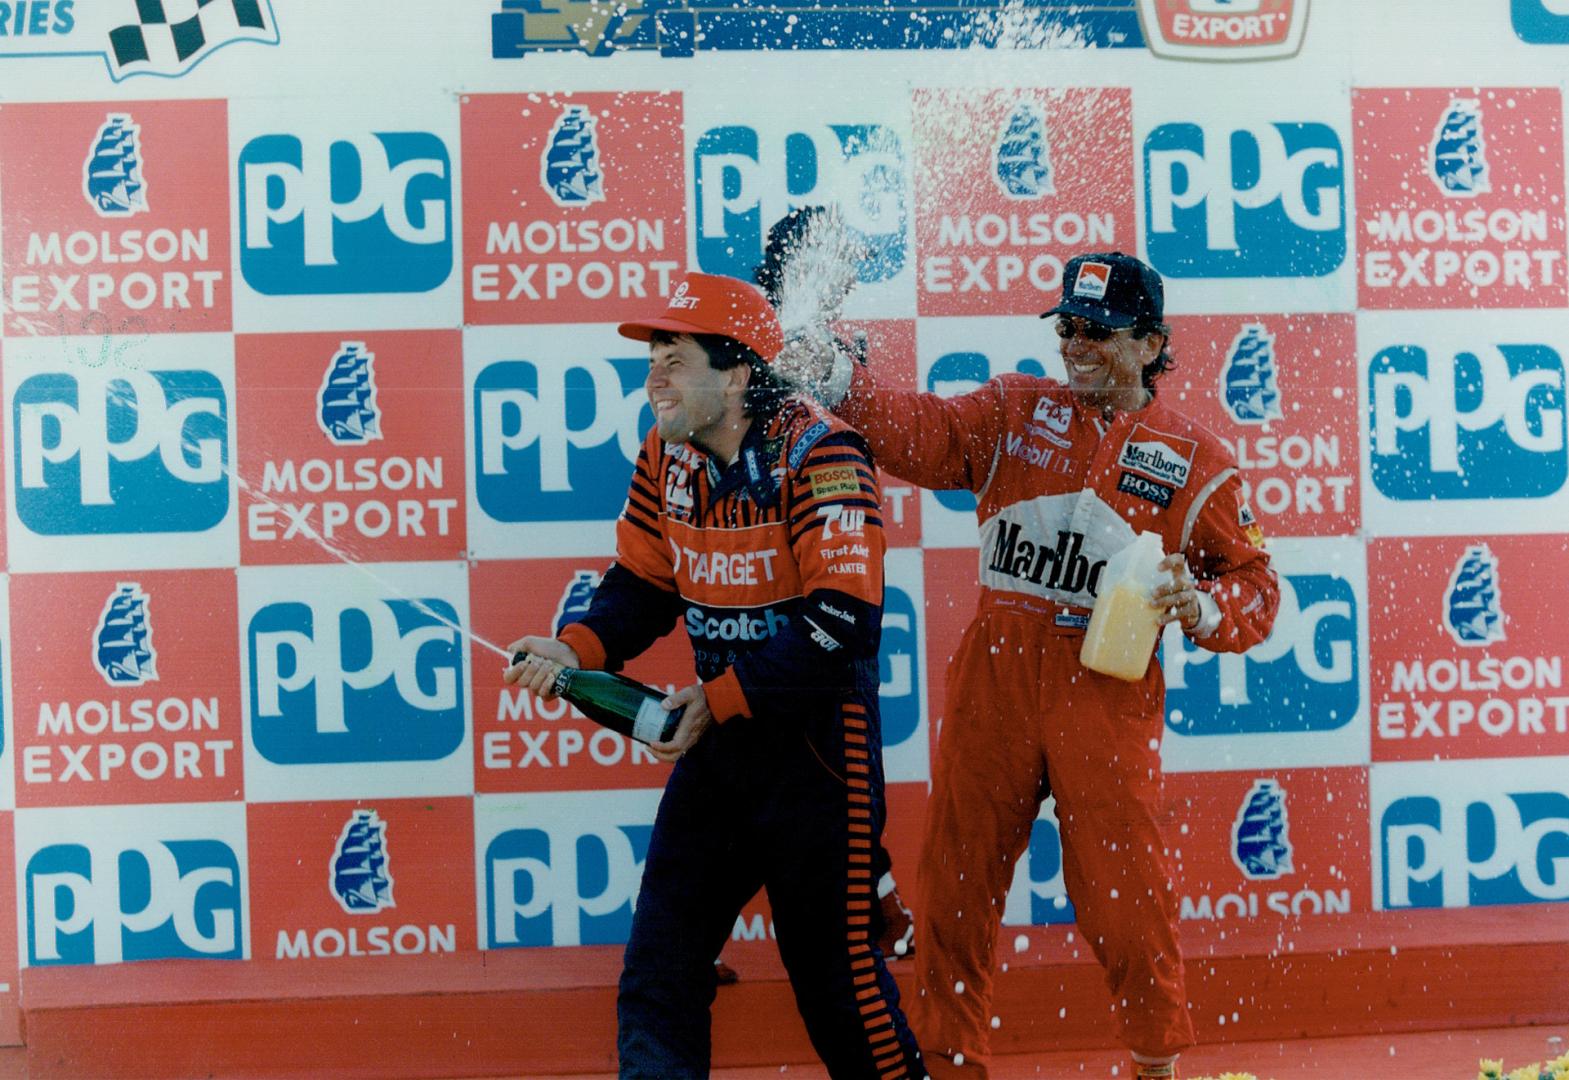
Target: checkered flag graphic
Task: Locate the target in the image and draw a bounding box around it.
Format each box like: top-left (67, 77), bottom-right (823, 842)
top-left (109, 0), bottom-right (275, 77)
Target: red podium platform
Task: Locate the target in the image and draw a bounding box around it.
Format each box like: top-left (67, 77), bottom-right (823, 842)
top-left (18, 906), bottom-right (1569, 1078)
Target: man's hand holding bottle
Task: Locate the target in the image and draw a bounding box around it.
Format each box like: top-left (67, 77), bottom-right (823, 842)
top-left (504, 635), bottom-right (714, 761)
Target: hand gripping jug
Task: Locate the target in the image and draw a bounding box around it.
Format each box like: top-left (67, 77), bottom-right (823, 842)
top-left (1079, 530), bottom-right (1167, 681)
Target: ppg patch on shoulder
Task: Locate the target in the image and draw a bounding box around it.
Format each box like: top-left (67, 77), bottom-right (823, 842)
top-left (1054, 611), bottom-right (1089, 630)
top-left (1118, 470), bottom-right (1173, 508)
top-left (808, 465), bottom-right (861, 500)
top-left (788, 420), bottom-right (831, 470)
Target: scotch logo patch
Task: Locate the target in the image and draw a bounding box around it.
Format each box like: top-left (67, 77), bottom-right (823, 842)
top-left (1117, 423), bottom-right (1196, 489)
top-left (808, 465), bottom-right (861, 500)
top-left (1118, 470), bottom-right (1174, 507)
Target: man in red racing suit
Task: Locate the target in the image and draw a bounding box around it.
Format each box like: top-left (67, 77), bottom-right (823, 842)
top-left (780, 251), bottom-right (1280, 1080)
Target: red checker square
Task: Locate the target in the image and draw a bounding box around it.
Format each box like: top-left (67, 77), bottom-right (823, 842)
top-left (248, 797), bottom-right (476, 962)
top-left (10, 569), bottom-right (242, 808)
top-left (1369, 534), bottom-right (1569, 762)
top-left (235, 329), bottom-right (466, 565)
top-left (469, 558), bottom-right (692, 794)
top-left (462, 92), bottom-right (688, 325)
top-left (1164, 313), bottom-right (1360, 538)
top-left (0, 100), bottom-right (231, 336)
top-left (914, 88), bottom-right (1134, 317)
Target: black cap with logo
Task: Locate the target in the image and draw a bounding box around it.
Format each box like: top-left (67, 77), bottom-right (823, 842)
top-left (1040, 251), bottom-right (1165, 330)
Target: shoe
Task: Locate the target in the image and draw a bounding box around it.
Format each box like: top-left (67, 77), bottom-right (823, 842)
top-left (877, 885), bottom-right (915, 959)
top-left (713, 958), bottom-right (739, 986)
top-left (1131, 1060), bottom-right (1178, 1079)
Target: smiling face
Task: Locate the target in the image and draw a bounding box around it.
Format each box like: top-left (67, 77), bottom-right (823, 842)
top-left (645, 333), bottom-right (751, 458)
top-left (1054, 316), bottom-right (1165, 413)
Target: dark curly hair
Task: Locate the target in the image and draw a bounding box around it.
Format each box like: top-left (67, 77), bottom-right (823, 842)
top-left (1134, 321), bottom-right (1176, 391)
top-left (648, 329), bottom-right (792, 420)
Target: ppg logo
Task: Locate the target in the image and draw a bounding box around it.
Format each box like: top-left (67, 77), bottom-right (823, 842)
top-left (318, 343), bottom-right (382, 445)
top-left (994, 101), bottom-right (1053, 199)
top-left (1144, 122), bottom-right (1345, 277)
top-left (238, 131), bottom-right (453, 295)
top-left (1166, 573), bottom-right (1357, 735)
top-left (83, 113), bottom-right (148, 217)
top-left (1381, 790), bottom-right (1569, 908)
top-left (27, 840), bottom-right (243, 966)
top-left (542, 105), bottom-right (604, 208)
top-left (693, 124), bottom-right (908, 284)
top-left (1368, 344), bottom-right (1567, 501)
top-left (1221, 323), bottom-right (1283, 425)
top-left (94, 583), bottom-right (159, 687)
top-left (485, 824), bottom-right (652, 947)
top-left (1233, 780), bottom-right (1293, 880)
top-left (1444, 544), bottom-right (1506, 646)
top-left (1512, 0), bottom-right (1569, 44)
top-left (879, 583), bottom-right (921, 747)
top-left (14, 370), bottom-right (229, 536)
top-left (247, 596), bottom-right (465, 764)
top-left (926, 351), bottom-right (1046, 512)
top-left (1429, 99), bottom-right (1490, 197)
top-left (332, 810), bottom-right (394, 914)
top-left (473, 358), bottom-right (651, 523)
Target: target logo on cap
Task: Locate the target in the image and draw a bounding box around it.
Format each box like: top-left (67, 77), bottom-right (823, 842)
top-left (1073, 261), bottom-right (1112, 299)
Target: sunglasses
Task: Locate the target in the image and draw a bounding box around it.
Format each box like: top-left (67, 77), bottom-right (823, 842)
top-left (1054, 317), bottom-right (1134, 342)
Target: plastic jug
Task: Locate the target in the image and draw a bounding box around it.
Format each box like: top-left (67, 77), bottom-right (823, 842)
top-left (1080, 530), bottom-right (1168, 681)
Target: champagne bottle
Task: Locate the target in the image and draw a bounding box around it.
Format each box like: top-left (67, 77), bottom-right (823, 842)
top-left (513, 656), bottom-right (683, 745)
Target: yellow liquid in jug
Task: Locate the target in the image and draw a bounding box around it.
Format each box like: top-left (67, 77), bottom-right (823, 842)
top-left (1079, 582), bottom-right (1160, 681)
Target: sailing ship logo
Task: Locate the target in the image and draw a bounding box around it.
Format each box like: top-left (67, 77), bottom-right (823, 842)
top-left (1232, 779), bottom-right (1294, 880)
top-left (1444, 544), bottom-right (1506, 646)
top-left (553, 570), bottom-right (602, 634)
top-left (1220, 323), bottom-right (1284, 425)
top-left (1429, 98), bottom-right (1491, 198)
top-left (317, 342), bottom-right (383, 446)
top-left (332, 810), bottom-right (395, 914)
top-left (93, 583), bottom-right (159, 686)
top-left (83, 113), bottom-right (149, 217)
top-left (993, 101), bottom-right (1054, 199)
top-left (542, 104), bottom-right (605, 208)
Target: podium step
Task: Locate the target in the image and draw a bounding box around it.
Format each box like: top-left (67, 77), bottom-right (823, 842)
top-left (18, 907), bottom-right (1569, 1078)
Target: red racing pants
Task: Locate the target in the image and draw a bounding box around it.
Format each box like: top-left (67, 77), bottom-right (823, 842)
top-left (910, 595), bottom-right (1195, 1072)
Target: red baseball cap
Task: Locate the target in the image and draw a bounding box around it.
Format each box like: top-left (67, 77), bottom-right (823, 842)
top-left (617, 272), bottom-right (784, 361)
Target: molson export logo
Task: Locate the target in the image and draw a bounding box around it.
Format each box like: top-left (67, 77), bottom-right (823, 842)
top-left (1354, 88), bottom-right (1567, 309)
top-left (1136, 0), bottom-right (1309, 60)
top-left (913, 88), bottom-right (1135, 316)
top-left (462, 93), bottom-right (686, 324)
top-left (490, 1), bottom-right (1144, 58)
top-left (1370, 536), bottom-right (1569, 762)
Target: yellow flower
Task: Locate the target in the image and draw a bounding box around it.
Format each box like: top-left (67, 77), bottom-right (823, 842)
top-left (1478, 1060), bottom-right (1504, 1080)
top-left (1505, 1065), bottom-right (1540, 1080)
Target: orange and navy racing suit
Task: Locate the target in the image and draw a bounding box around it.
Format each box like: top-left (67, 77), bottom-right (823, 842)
top-left (558, 395), bottom-right (925, 1080)
top-left (834, 368), bottom-right (1279, 1072)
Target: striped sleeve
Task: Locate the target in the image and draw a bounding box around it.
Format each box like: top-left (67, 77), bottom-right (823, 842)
top-left (561, 433), bottom-right (683, 671)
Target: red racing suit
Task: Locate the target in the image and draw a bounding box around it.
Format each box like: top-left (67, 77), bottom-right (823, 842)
top-left (558, 395), bottom-right (925, 1079)
top-left (835, 368), bottom-right (1279, 1069)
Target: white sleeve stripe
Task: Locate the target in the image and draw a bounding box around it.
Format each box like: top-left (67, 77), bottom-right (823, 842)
top-left (1181, 466), bottom-right (1236, 553)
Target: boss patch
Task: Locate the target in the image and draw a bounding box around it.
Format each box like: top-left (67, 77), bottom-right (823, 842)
top-left (1118, 470), bottom-right (1173, 507)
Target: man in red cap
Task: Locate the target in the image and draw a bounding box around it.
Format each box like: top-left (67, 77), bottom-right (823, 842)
top-left (507, 271), bottom-right (926, 1078)
top-left (773, 252), bottom-right (1280, 1080)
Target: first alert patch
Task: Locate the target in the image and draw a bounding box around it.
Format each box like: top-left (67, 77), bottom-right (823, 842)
top-left (808, 465), bottom-right (861, 500)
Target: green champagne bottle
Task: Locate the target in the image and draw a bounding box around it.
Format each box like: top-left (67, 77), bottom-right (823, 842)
top-left (514, 656), bottom-right (683, 745)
